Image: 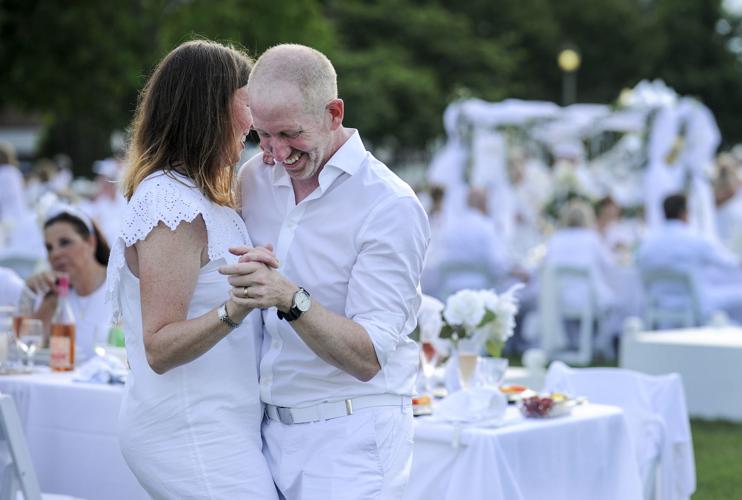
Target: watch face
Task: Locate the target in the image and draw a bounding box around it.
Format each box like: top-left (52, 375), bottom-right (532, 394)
top-left (294, 290), bottom-right (311, 312)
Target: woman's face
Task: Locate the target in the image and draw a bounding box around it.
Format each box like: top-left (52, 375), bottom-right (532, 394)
top-left (231, 85), bottom-right (253, 163)
top-left (44, 222), bottom-right (96, 278)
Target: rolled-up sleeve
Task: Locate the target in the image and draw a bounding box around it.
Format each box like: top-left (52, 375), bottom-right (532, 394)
top-left (346, 194), bottom-right (430, 368)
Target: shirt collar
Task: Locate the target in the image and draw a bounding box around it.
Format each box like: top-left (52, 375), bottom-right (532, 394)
top-left (270, 161), bottom-right (292, 187)
top-left (270, 129), bottom-right (366, 191)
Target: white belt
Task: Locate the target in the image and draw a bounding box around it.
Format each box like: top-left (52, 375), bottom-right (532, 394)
top-left (265, 394), bottom-right (411, 425)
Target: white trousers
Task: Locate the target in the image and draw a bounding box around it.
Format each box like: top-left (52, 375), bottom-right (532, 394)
top-left (262, 405), bottom-right (414, 500)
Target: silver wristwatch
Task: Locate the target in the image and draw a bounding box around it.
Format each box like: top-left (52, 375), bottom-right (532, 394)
top-left (218, 302), bottom-right (240, 328)
top-left (277, 287), bottom-right (311, 322)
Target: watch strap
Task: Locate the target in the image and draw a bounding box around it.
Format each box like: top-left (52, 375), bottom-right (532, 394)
top-left (218, 302), bottom-right (240, 328)
top-left (277, 287), bottom-right (310, 322)
top-left (277, 308), bottom-right (301, 322)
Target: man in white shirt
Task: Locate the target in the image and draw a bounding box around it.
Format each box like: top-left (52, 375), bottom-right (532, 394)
top-left (221, 44), bottom-right (429, 499)
top-left (637, 193), bottom-right (742, 322)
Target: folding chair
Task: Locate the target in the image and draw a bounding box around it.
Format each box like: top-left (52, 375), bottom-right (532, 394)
top-left (539, 265), bottom-right (609, 365)
top-left (544, 361), bottom-right (696, 500)
top-left (0, 257), bottom-right (39, 280)
top-left (0, 394), bottom-right (81, 500)
top-left (640, 267), bottom-right (702, 330)
top-left (0, 393), bottom-right (41, 500)
top-left (437, 261), bottom-right (496, 299)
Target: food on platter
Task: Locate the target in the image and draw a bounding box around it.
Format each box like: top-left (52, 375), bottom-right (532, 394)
top-left (500, 384), bottom-right (536, 404)
top-left (499, 384), bottom-right (527, 394)
top-left (519, 393), bottom-right (581, 418)
top-left (412, 394), bottom-right (433, 416)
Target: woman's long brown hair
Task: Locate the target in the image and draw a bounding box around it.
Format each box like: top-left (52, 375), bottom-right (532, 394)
top-left (122, 39), bottom-right (253, 206)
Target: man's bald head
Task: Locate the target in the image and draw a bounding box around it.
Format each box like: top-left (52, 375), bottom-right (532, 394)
top-left (248, 44), bottom-right (337, 117)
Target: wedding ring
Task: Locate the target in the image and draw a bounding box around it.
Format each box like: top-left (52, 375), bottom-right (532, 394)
top-left (243, 286), bottom-right (249, 298)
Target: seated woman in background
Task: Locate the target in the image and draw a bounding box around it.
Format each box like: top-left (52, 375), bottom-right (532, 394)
top-left (25, 206), bottom-right (111, 359)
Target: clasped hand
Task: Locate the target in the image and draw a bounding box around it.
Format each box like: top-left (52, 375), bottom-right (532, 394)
top-left (219, 245), bottom-right (296, 312)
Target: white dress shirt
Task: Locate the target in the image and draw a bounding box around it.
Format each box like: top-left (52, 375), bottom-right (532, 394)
top-left (240, 130), bottom-right (430, 407)
top-left (637, 220), bottom-right (742, 316)
top-left (430, 207), bottom-right (509, 297)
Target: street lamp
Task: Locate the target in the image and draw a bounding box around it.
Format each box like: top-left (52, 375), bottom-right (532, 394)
top-left (558, 47), bottom-right (581, 105)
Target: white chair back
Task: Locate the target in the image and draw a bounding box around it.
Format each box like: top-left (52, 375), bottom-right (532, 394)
top-left (0, 393), bottom-right (42, 500)
top-left (640, 267), bottom-right (702, 330)
top-left (538, 265), bottom-right (599, 365)
top-left (437, 261), bottom-right (496, 299)
top-left (544, 361), bottom-right (695, 500)
top-left (0, 257), bottom-right (39, 280)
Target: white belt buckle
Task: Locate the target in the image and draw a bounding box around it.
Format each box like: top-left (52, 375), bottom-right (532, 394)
top-left (276, 406), bottom-right (294, 425)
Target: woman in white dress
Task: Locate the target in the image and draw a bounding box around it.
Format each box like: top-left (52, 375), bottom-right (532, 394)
top-left (107, 40), bottom-right (278, 499)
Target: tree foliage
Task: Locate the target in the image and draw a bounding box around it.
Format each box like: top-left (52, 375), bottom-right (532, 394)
top-left (2, 0), bottom-right (742, 171)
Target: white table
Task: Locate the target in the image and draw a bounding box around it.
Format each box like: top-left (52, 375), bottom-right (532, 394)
top-left (408, 404), bottom-right (643, 500)
top-left (1, 372), bottom-right (642, 500)
top-left (620, 326), bottom-right (742, 421)
top-left (0, 371), bottom-right (148, 500)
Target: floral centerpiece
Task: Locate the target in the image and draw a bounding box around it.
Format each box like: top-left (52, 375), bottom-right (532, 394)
top-left (439, 284), bottom-right (522, 358)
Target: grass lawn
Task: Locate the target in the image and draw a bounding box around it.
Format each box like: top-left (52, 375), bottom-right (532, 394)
top-left (691, 419), bottom-right (742, 499)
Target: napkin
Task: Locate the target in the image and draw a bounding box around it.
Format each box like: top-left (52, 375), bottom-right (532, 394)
top-left (434, 387), bottom-right (507, 424)
top-left (73, 351), bottom-right (128, 384)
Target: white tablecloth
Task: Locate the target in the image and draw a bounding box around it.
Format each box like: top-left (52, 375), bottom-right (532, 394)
top-left (621, 326), bottom-right (742, 421)
top-left (0, 371), bottom-right (147, 500)
top-left (408, 404), bottom-right (643, 500)
top-left (1, 372), bottom-right (642, 500)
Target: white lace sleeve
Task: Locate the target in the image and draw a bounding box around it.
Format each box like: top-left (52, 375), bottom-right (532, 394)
top-left (105, 172), bottom-right (250, 319)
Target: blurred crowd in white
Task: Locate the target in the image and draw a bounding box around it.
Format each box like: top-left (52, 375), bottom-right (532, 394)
top-left (418, 80), bottom-right (742, 364)
top-left (0, 143), bottom-right (123, 360)
top-left (3, 81), bottom-right (742, 366)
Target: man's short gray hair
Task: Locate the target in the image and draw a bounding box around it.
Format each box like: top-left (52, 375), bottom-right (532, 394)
top-left (248, 44), bottom-right (337, 116)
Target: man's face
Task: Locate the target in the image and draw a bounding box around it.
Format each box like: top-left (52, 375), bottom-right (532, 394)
top-left (249, 86), bottom-right (332, 182)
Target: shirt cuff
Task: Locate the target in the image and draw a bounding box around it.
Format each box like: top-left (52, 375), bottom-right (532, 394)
top-left (354, 313), bottom-right (406, 368)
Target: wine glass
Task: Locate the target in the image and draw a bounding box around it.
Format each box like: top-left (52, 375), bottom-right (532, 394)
top-left (17, 318), bottom-right (44, 369)
top-left (419, 340), bottom-right (440, 392)
top-left (475, 357), bottom-right (509, 388)
top-left (456, 336), bottom-right (484, 390)
top-left (14, 286), bottom-right (37, 338)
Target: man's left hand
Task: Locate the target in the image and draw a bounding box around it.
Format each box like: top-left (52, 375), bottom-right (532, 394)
top-left (219, 261), bottom-right (296, 311)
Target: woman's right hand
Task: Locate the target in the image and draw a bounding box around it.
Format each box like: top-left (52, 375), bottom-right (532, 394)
top-left (25, 271), bottom-right (62, 297)
top-left (225, 260), bottom-right (275, 320)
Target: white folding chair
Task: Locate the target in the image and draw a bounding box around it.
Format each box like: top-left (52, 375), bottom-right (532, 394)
top-left (0, 393), bottom-right (42, 500)
top-left (640, 267), bottom-right (702, 330)
top-left (437, 261), bottom-right (496, 299)
top-left (544, 361), bottom-right (696, 500)
top-left (539, 265), bottom-right (607, 365)
top-left (0, 394), bottom-right (81, 500)
top-left (0, 257), bottom-right (39, 280)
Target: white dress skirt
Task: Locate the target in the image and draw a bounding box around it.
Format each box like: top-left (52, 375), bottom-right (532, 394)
top-left (107, 171), bottom-right (277, 499)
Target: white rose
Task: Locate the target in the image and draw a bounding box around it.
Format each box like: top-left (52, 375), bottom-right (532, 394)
top-left (444, 289), bottom-right (485, 329)
top-left (492, 292), bottom-right (519, 341)
top-left (477, 290), bottom-right (500, 313)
